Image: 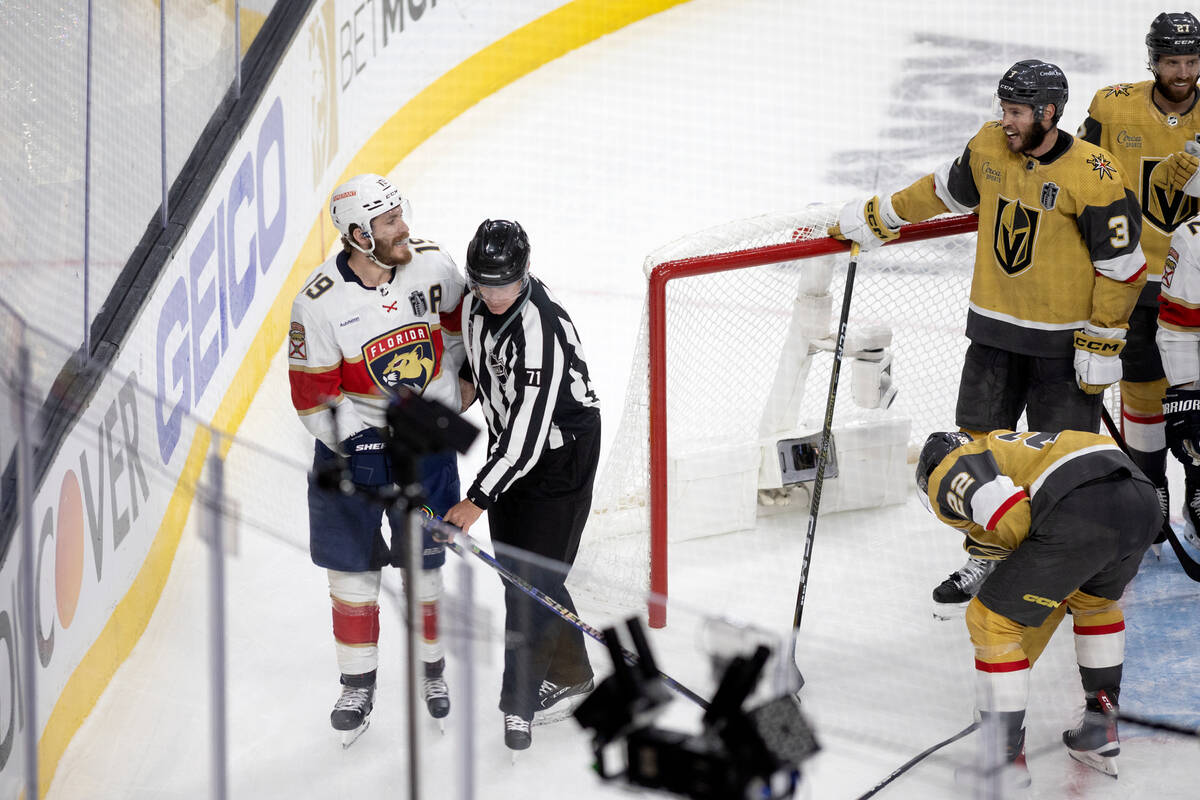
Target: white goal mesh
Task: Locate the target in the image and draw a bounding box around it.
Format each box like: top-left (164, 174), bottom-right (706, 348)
top-left (572, 205), bottom-right (979, 622)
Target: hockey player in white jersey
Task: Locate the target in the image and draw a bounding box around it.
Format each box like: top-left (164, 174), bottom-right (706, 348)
top-left (288, 174), bottom-right (469, 745)
top-left (1157, 218), bottom-right (1200, 550)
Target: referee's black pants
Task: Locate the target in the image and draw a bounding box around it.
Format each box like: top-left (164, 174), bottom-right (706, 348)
top-left (490, 422), bottom-right (600, 720)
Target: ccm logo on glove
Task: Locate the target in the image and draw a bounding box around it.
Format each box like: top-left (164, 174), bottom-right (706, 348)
top-left (1072, 333), bottom-right (1123, 353)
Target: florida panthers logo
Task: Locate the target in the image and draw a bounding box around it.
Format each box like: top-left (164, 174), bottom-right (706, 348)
top-left (992, 196), bottom-right (1041, 275)
top-left (362, 323), bottom-right (442, 395)
top-left (1142, 158), bottom-right (1200, 234)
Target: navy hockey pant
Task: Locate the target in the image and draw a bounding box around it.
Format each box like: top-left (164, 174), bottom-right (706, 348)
top-left (308, 442), bottom-right (459, 572)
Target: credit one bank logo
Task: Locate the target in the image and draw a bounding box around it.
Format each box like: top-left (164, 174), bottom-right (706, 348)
top-left (156, 96), bottom-right (288, 464)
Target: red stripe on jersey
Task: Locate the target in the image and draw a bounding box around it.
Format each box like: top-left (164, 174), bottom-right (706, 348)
top-left (985, 490), bottom-right (1028, 531)
top-left (974, 657), bottom-right (1031, 673)
top-left (1123, 408), bottom-right (1164, 424)
top-left (1073, 620), bottom-right (1125, 636)
top-left (440, 296), bottom-right (465, 334)
top-left (341, 359), bottom-right (380, 395)
top-left (1158, 298), bottom-right (1200, 328)
top-left (1108, 262), bottom-right (1146, 283)
top-left (332, 600), bottom-right (380, 645)
top-left (290, 367), bottom-right (343, 412)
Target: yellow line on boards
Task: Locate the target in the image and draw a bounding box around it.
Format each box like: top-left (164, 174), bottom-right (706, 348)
top-left (37, 1), bottom-right (691, 796)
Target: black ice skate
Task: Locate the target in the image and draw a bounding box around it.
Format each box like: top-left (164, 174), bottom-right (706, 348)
top-left (932, 557), bottom-right (997, 619)
top-left (533, 678), bottom-right (594, 726)
top-left (331, 671), bottom-right (376, 749)
top-left (423, 658), bottom-right (450, 724)
top-left (954, 726), bottom-right (1030, 798)
top-left (504, 713), bottom-right (532, 759)
top-left (1150, 484), bottom-right (1169, 558)
top-left (1062, 690), bottom-right (1120, 778)
top-left (1183, 474), bottom-right (1200, 550)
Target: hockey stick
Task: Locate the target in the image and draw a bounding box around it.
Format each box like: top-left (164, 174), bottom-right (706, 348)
top-left (442, 527), bottom-right (711, 710)
top-left (791, 241), bottom-right (862, 637)
top-left (853, 721), bottom-right (979, 799)
top-left (1099, 405), bottom-right (1200, 581)
top-left (1117, 710), bottom-right (1200, 738)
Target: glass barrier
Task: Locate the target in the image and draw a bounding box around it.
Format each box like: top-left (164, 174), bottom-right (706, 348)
top-left (0, 0), bottom-right (279, 476)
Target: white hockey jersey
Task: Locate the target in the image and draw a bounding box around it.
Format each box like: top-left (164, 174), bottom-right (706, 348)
top-left (1158, 220), bottom-right (1200, 386)
top-left (288, 240), bottom-right (466, 449)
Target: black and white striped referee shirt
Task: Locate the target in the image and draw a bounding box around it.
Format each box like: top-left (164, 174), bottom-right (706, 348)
top-left (460, 276), bottom-right (600, 509)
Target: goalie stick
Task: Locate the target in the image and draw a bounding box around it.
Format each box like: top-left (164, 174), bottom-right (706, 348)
top-left (438, 523), bottom-right (711, 711)
top-left (1099, 405), bottom-right (1200, 582)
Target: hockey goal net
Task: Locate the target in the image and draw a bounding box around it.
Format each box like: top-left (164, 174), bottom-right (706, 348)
top-left (572, 204), bottom-right (980, 626)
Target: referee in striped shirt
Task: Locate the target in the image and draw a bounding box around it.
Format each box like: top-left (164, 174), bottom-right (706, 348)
top-left (443, 219), bottom-right (600, 750)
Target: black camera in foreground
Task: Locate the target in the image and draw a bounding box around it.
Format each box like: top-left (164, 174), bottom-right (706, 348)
top-left (573, 618), bottom-right (819, 800)
top-left (386, 385), bottom-right (478, 461)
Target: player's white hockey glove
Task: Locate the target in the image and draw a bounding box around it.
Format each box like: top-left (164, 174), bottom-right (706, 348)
top-left (342, 428), bottom-right (392, 487)
top-left (1153, 141), bottom-right (1200, 197)
top-left (1163, 386), bottom-right (1200, 466)
top-left (828, 195), bottom-right (903, 251)
top-left (1072, 324), bottom-right (1125, 395)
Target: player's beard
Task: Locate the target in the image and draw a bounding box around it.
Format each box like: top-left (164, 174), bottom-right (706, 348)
top-left (1155, 74), bottom-right (1197, 106)
top-left (372, 238), bottom-right (413, 268)
top-left (1007, 118), bottom-right (1052, 155)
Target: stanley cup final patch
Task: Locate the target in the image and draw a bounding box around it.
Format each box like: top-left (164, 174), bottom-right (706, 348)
top-left (289, 322), bottom-right (307, 360)
top-left (409, 289), bottom-right (428, 316)
top-left (362, 323), bottom-right (443, 394)
top-left (1040, 182), bottom-right (1058, 210)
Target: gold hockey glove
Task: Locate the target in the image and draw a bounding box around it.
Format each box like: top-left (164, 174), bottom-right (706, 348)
top-left (1073, 324), bottom-right (1126, 395)
top-left (1152, 146), bottom-right (1200, 197)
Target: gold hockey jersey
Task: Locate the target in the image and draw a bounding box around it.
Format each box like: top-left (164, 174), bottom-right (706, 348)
top-left (1079, 79), bottom-right (1200, 304)
top-left (922, 430), bottom-right (1139, 556)
top-left (891, 122), bottom-right (1145, 357)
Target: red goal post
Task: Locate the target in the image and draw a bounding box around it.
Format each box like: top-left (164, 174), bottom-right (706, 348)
top-left (574, 208), bottom-right (980, 628)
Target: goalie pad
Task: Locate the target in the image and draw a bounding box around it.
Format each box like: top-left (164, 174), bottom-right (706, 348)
top-left (847, 325), bottom-right (896, 409)
top-left (852, 349), bottom-right (897, 409)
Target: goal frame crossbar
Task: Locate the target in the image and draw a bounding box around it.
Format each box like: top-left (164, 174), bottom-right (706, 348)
top-left (645, 214), bottom-right (979, 627)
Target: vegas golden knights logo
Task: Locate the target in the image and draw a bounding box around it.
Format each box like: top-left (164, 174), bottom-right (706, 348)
top-left (992, 196), bottom-right (1041, 275)
top-left (1142, 158), bottom-right (1199, 234)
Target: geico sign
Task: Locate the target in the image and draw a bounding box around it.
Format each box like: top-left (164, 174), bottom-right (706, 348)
top-left (155, 97), bottom-right (287, 464)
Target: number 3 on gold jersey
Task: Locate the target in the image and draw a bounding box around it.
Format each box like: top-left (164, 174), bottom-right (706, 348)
top-left (1108, 215), bottom-right (1130, 248)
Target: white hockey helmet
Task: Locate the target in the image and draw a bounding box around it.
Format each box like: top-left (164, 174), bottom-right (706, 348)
top-left (328, 174), bottom-right (411, 255)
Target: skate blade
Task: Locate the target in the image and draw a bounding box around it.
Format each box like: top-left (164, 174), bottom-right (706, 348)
top-left (1067, 748), bottom-right (1118, 778)
top-left (1150, 542), bottom-right (1163, 560)
top-left (533, 696), bottom-right (588, 726)
top-left (1183, 520), bottom-right (1200, 550)
top-left (932, 600), bottom-right (968, 621)
top-left (954, 763), bottom-right (1031, 796)
top-left (339, 717), bottom-right (371, 749)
